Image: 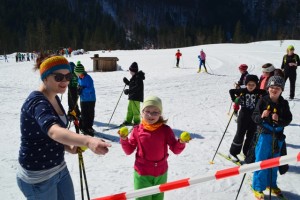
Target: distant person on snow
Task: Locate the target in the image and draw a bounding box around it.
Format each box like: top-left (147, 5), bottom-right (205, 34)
top-left (175, 49), bottom-right (182, 67)
top-left (118, 96), bottom-right (190, 200)
top-left (17, 54), bottom-right (111, 200)
top-left (197, 49), bottom-right (207, 73)
top-left (251, 76), bottom-right (292, 200)
top-left (4, 53), bottom-right (8, 62)
top-left (281, 45), bottom-right (300, 100)
top-left (122, 62), bottom-right (145, 126)
top-left (233, 64), bottom-right (249, 116)
top-left (75, 61), bottom-right (96, 136)
top-left (228, 75), bottom-right (267, 162)
top-left (258, 63), bottom-right (275, 90)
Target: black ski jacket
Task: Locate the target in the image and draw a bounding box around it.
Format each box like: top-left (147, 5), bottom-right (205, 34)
top-left (252, 95), bottom-right (292, 139)
top-left (127, 71), bottom-right (145, 102)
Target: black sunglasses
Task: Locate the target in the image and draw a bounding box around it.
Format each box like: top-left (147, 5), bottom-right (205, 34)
top-left (50, 73), bottom-right (72, 82)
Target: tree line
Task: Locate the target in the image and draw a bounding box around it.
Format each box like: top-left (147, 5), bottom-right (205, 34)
top-left (0, 0), bottom-right (299, 53)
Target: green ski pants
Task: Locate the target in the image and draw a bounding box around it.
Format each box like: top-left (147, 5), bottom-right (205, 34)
top-left (134, 170), bottom-right (168, 200)
top-left (126, 100), bottom-right (141, 124)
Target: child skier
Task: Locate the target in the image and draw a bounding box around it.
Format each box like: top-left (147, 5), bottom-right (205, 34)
top-left (175, 49), bottom-right (182, 67)
top-left (118, 96), bottom-right (190, 200)
top-left (122, 62), bottom-right (145, 126)
top-left (228, 75), bottom-right (267, 162)
top-left (232, 64), bottom-right (249, 116)
top-left (197, 49), bottom-right (207, 73)
top-left (75, 61), bottom-right (96, 136)
top-left (67, 62), bottom-right (80, 118)
top-left (251, 76), bottom-right (292, 200)
top-left (258, 63), bottom-right (275, 90)
top-left (235, 64), bottom-right (249, 89)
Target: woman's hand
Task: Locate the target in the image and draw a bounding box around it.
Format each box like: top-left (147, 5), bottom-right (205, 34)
top-left (86, 137), bottom-right (111, 155)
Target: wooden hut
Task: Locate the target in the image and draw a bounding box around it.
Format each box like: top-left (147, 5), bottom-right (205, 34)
top-left (91, 54), bottom-right (119, 72)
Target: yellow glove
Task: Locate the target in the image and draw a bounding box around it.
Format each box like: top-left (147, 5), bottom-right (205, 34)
top-left (180, 131), bottom-right (191, 143)
top-left (118, 126), bottom-right (129, 138)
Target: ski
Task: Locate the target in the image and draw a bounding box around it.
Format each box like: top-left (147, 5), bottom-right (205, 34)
top-left (266, 188), bottom-right (288, 200)
top-left (94, 132), bottom-right (119, 142)
top-left (102, 124), bottom-right (123, 131)
top-left (217, 152), bottom-right (242, 166)
top-left (250, 177), bottom-right (288, 200)
top-left (206, 72), bottom-right (227, 77)
top-left (103, 124), bottom-right (134, 131)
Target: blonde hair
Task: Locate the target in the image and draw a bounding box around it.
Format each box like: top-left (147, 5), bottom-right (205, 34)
top-left (157, 116), bottom-right (168, 124)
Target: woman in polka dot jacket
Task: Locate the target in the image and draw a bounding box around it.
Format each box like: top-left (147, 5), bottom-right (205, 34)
top-left (17, 54), bottom-right (111, 200)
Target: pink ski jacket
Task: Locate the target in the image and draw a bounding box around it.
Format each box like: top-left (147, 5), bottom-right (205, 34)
top-left (120, 124), bottom-right (185, 177)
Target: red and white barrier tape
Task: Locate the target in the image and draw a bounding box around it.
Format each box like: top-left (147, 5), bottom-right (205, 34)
top-left (92, 152), bottom-right (300, 200)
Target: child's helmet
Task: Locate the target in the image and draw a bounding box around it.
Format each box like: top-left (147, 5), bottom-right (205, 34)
top-left (239, 64), bottom-right (248, 71)
top-left (287, 45), bottom-right (295, 51)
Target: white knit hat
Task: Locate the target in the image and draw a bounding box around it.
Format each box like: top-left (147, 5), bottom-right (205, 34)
top-left (142, 96), bottom-right (162, 113)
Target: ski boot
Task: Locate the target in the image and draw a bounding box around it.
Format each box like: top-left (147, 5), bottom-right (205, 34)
top-left (228, 153), bottom-right (240, 162)
top-left (253, 190), bottom-right (264, 200)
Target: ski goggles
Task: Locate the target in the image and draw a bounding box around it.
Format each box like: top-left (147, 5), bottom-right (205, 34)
top-left (50, 73), bottom-right (72, 82)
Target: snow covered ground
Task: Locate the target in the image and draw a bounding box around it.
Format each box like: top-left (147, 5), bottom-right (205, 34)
top-left (0, 40), bottom-right (299, 200)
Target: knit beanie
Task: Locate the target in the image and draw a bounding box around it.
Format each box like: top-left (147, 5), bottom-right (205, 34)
top-left (245, 74), bottom-right (259, 85)
top-left (129, 62), bottom-right (138, 73)
top-left (142, 96), bottom-right (163, 113)
top-left (262, 63), bottom-right (275, 73)
top-left (267, 76), bottom-right (285, 90)
top-left (75, 63), bottom-right (85, 74)
top-left (40, 56), bottom-right (71, 80)
top-left (239, 64), bottom-right (248, 71)
top-left (287, 45), bottom-right (295, 51)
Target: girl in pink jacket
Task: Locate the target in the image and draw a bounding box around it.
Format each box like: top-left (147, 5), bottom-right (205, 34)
top-left (119, 96), bottom-right (190, 200)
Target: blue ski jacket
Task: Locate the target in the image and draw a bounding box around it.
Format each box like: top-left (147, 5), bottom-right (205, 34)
top-left (78, 73), bottom-right (96, 102)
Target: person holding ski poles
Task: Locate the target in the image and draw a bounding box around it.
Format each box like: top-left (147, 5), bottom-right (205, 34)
top-left (75, 61), bottom-right (96, 136)
top-left (175, 49), bottom-right (182, 67)
top-left (118, 96), bottom-right (190, 200)
top-left (228, 75), bottom-right (267, 162)
top-left (281, 45), bottom-right (300, 100)
top-left (197, 49), bottom-right (207, 73)
top-left (122, 62), bottom-right (145, 126)
top-left (235, 64), bottom-right (249, 89)
top-left (251, 76), bottom-right (292, 200)
top-left (67, 62), bottom-right (80, 119)
top-left (17, 54), bottom-right (111, 200)
top-left (232, 64), bottom-right (249, 116)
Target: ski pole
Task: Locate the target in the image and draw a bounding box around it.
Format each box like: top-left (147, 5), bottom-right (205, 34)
top-left (78, 152), bottom-right (84, 200)
top-left (209, 111), bottom-right (234, 164)
top-left (269, 107), bottom-right (277, 200)
top-left (206, 61), bottom-right (214, 75)
top-left (105, 85), bottom-right (126, 128)
top-left (71, 115), bottom-right (90, 200)
top-left (235, 173), bottom-right (246, 200)
top-left (79, 151), bottom-right (90, 200)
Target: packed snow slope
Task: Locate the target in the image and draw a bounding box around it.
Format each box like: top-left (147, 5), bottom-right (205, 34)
top-left (0, 40), bottom-right (299, 200)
